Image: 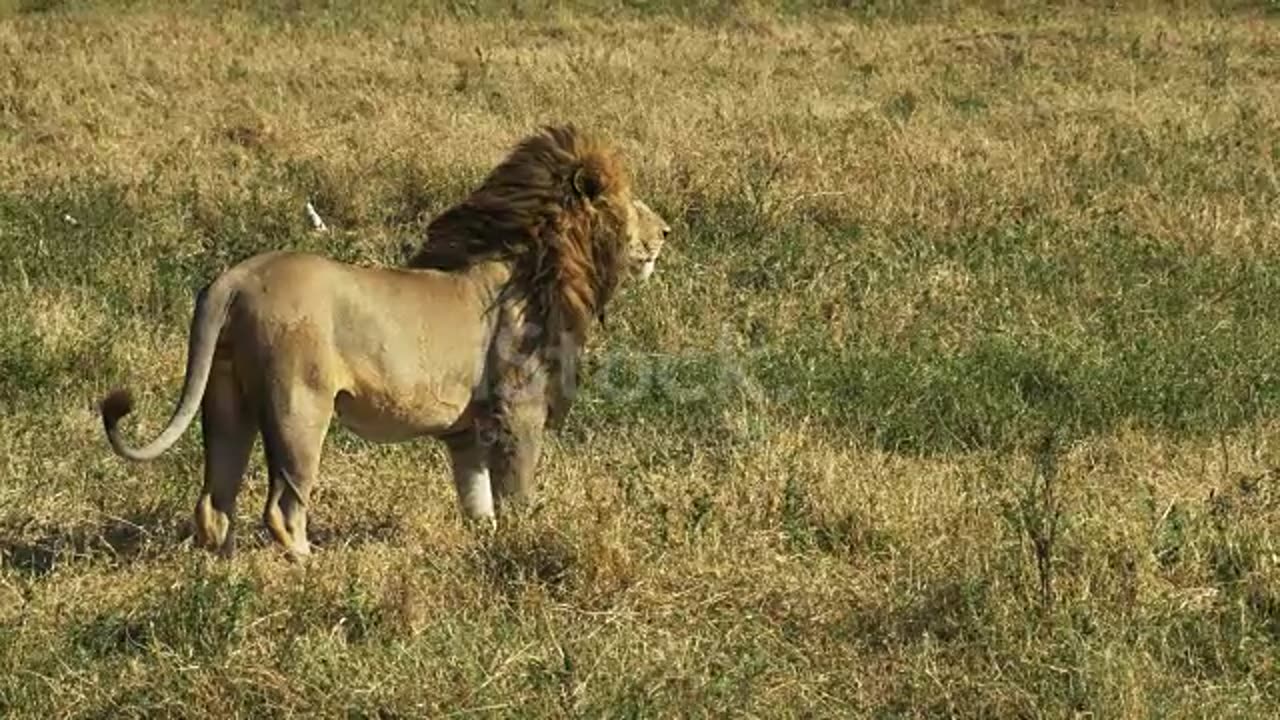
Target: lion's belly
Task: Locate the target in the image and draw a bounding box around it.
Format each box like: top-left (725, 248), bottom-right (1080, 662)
top-left (333, 387), bottom-right (471, 443)
top-left (327, 305), bottom-right (488, 442)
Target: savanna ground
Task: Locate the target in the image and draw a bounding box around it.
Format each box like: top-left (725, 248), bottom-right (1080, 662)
top-left (1, 0), bottom-right (1279, 716)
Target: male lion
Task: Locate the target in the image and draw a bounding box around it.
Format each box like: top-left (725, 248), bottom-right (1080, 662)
top-left (100, 125), bottom-right (667, 559)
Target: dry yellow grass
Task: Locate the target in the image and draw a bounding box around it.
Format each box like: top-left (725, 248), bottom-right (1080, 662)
top-left (2, 1), bottom-right (1280, 717)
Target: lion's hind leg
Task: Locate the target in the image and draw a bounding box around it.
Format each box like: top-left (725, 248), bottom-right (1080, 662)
top-left (259, 386), bottom-right (332, 560)
top-left (193, 364), bottom-right (256, 558)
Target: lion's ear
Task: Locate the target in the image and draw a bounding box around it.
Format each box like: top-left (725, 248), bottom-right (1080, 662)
top-left (572, 165), bottom-right (603, 201)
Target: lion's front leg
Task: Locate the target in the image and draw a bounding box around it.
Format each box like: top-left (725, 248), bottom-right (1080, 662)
top-left (487, 400), bottom-right (547, 518)
top-left (444, 432), bottom-right (496, 530)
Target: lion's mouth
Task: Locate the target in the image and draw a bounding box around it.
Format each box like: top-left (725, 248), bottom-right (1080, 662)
top-left (636, 258), bottom-right (656, 280)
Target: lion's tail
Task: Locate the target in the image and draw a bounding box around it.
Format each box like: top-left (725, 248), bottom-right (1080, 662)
top-left (101, 268), bottom-right (241, 462)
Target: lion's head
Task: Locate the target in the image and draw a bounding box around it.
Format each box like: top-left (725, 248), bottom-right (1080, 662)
top-left (629, 199), bottom-right (671, 281)
top-left (409, 125), bottom-right (635, 346)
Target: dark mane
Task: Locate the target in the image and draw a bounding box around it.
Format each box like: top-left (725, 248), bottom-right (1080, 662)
top-left (408, 125), bottom-right (633, 345)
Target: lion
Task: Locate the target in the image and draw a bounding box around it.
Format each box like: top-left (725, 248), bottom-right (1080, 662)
top-left (99, 125), bottom-right (667, 559)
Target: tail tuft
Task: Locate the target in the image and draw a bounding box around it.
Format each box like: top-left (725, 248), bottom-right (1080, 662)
top-left (100, 389), bottom-right (135, 431)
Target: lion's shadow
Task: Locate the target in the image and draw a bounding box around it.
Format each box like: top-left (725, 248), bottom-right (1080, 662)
top-left (0, 512), bottom-right (420, 577)
top-left (0, 510), bottom-right (187, 578)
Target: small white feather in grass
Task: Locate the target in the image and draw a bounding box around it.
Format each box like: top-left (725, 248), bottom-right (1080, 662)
top-left (305, 200), bottom-right (328, 232)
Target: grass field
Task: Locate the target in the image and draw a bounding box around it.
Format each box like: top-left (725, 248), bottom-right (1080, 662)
top-left (2, 0), bottom-right (1280, 716)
